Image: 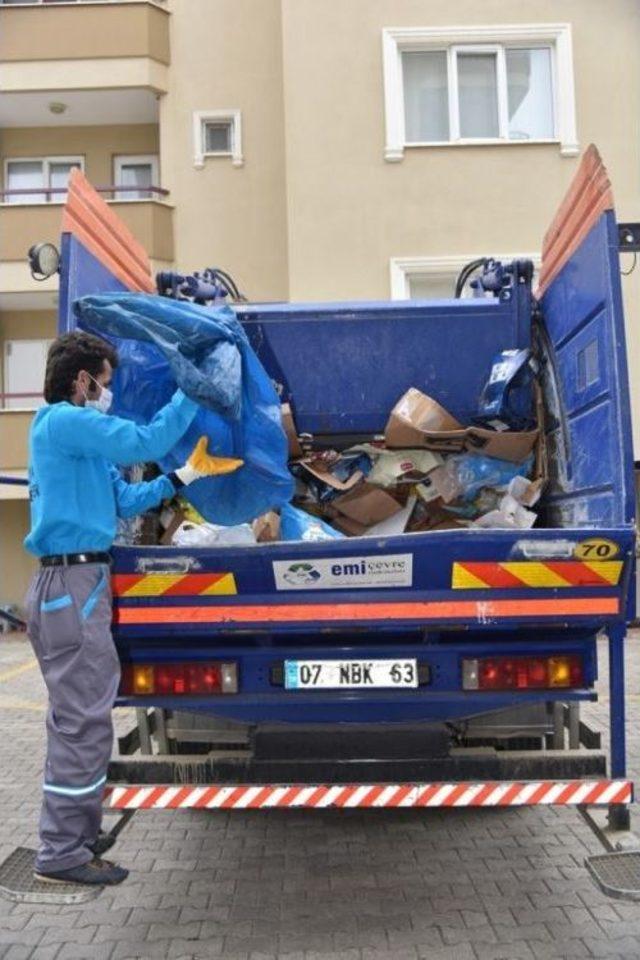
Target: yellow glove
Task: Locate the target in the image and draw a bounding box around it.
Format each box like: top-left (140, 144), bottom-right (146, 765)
top-left (175, 436), bottom-right (243, 485)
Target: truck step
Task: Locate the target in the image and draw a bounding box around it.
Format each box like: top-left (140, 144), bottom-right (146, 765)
top-left (0, 848), bottom-right (103, 905)
top-left (585, 851), bottom-right (640, 900)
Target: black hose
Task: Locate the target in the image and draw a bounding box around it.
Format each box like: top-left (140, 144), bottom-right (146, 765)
top-left (212, 267), bottom-right (245, 302)
top-left (454, 258), bottom-right (487, 298)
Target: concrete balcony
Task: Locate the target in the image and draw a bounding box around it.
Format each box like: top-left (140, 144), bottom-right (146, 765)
top-left (0, 191), bottom-right (174, 300)
top-left (0, 2), bottom-right (169, 132)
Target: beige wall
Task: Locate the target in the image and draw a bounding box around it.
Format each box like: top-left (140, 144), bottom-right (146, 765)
top-left (0, 125), bottom-right (160, 193)
top-left (275, 0), bottom-right (640, 448)
top-left (279, 0), bottom-right (640, 300)
top-left (0, 500), bottom-right (35, 610)
top-left (0, 411), bottom-right (35, 470)
top-left (161, 0), bottom-right (289, 301)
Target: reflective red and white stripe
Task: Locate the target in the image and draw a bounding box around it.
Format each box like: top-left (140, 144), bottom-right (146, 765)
top-left (103, 779), bottom-right (632, 810)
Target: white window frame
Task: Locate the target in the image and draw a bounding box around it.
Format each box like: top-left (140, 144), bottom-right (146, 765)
top-left (390, 253), bottom-right (542, 300)
top-left (3, 155), bottom-right (84, 204)
top-left (382, 23), bottom-right (578, 161)
top-left (193, 110), bottom-right (243, 169)
top-left (113, 154), bottom-right (159, 201)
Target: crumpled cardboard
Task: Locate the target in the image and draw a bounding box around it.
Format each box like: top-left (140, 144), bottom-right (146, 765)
top-left (366, 496), bottom-right (417, 536)
top-left (333, 482), bottom-right (402, 526)
top-left (298, 458), bottom-right (364, 492)
top-left (385, 387), bottom-right (538, 463)
top-left (159, 506), bottom-right (186, 546)
top-left (281, 403), bottom-right (303, 459)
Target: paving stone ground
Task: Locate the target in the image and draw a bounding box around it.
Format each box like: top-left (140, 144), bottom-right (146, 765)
top-left (0, 630), bottom-right (639, 959)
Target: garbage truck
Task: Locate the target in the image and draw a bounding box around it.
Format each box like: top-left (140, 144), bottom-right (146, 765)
top-left (39, 145), bottom-right (635, 833)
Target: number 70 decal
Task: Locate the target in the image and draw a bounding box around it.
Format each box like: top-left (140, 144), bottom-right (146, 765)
top-left (574, 538), bottom-right (620, 560)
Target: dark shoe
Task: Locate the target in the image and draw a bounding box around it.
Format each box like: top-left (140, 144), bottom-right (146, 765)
top-left (90, 830), bottom-right (116, 857)
top-left (34, 857), bottom-right (128, 886)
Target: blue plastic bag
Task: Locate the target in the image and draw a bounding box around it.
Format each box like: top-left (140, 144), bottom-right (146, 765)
top-left (445, 454), bottom-right (532, 502)
top-left (476, 348), bottom-right (535, 431)
top-left (74, 292), bottom-right (294, 526)
top-left (280, 504), bottom-right (344, 542)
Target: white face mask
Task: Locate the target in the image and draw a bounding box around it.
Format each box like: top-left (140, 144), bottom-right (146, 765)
top-left (83, 374), bottom-right (113, 414)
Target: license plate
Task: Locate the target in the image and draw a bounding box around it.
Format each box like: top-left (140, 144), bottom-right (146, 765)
top-left (284, 658), bottom-right (418, 690)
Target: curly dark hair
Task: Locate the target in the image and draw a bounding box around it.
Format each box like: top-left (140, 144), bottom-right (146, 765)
top-left (44, 331), bottom-right (118, 404)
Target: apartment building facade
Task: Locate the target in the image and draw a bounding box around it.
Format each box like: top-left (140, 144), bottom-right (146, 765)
top-left (1, 0), bottom-right (638, 607)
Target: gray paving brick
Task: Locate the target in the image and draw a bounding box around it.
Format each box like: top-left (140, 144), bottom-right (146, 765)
top-left (492, 924), bottom-right (554, 944)
top-left (360, 950), bottom-right (419, 960)
top-left (389, 927), bottom-right (446, 950)
top-left (584, 938), bottom-right (640, 958)
top-left (112, 941), bottom-right (170, 960)
top-left (5, 947), bottom-right (60, 960)
top-left (473, 945), bottom-right (537, 960)
top-left (56, 942), bottom-right (115, 960)
top-left (441, 925), bottom-right (498, 946)
top-left (39, 924), bottom-right (96, 947)
top-left (415, 945), bottom-right (476, 960)
top-left (167, 939), bottom-right (224, 958)
top-left (0, 915), bottom-right (29, 933)
top-left (595, 918), bottom-right (640, 939)
top-left (92, 924), bottom-right (151, 945)
top-left (303, 952), bottom-right (361, 960)
top-left (0, 927), bottom-right (44, 947)
top-left (126, 907), bottom-right (180, 928)
top-left (529, 941), bottom-right (592, 959)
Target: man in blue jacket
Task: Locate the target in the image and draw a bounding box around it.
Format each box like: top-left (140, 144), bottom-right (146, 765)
top-left (24, 330), bottom-right (240, 887)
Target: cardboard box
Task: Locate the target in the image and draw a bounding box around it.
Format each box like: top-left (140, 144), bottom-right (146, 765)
top-left (385, 388), bottom-right (538, 463)
top-left (333, 482), bottom-right (402, 526)
top-left (252, 510), bottom-right (281, 543)
top-left (331, 514), bottom-right (370, 537)
top-left (465, 426), bottom-right (538, 463)
top-left (385, 389), bottom-right (463, 448)
top-left (281, 403), bottom-right (303, 459)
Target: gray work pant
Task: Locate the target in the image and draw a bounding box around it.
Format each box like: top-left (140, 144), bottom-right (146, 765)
top-left (25, 562), bottom-right (118, 873)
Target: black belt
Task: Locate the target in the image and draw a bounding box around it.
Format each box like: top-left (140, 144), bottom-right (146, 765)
top-left (40, 552), bottom-right (111, 568)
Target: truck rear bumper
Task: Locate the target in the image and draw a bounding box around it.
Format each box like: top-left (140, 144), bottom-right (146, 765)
top-left (104, 778), bottom-right (632, 810)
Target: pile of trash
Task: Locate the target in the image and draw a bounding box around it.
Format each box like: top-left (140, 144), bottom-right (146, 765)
top-left (120, 347), bottom-right (546, 548)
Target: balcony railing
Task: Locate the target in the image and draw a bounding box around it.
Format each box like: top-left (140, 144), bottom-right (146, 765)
top-left (1, 392), bottom-right (44, 411)
top-left (0, 186), bottom-right (174, 261)
top-left (0, 185), bottom-right (169, 203)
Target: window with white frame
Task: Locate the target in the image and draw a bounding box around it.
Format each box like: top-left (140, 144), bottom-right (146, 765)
top-left (4, 156), bottom-right (83, 204)
top-left (390, 255), bottom-right (541, 301)
top-left (193, 110), bottom-right (243, 168)
top-left (382, 24), bottom-right (578, 161)
top-left (114, 155), bottom-right (159, 201)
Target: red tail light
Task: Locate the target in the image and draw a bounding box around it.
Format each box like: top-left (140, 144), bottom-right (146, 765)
top-left (120, 662), bottom-right (238, 696)
top-left (462, 655), bottom-right (583, 691)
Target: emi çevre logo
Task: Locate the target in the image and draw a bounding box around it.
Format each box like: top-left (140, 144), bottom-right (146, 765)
top-left (275, 554), bottom-right (413, 590)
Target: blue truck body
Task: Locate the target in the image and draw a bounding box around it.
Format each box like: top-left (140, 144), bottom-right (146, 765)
top-left (56, 162), bottom-right (635, 790)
